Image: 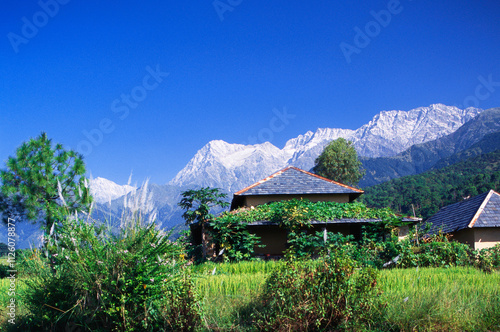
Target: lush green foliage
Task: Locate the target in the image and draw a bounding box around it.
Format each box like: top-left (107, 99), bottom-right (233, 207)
top-left (209, 216), bottom-right (262, 262)
top-left (20, 216), bottom-right (200, 332)
top-left (178, 187), bottom-right (229, 226)
top-left (0, 132), bottom-right (92, 230)
top-left (362, 150), bottom-right (500, 219)
top-left (178, 187), bottom-right (229, 261)
top-left (223, 199), bottom-right (397, 224)
top-left (312, 137), bottom-right (365, 186)
top-left (216, 199), bottom-right (400, 260)
top-left (253, 253), bottom-right (381, 331)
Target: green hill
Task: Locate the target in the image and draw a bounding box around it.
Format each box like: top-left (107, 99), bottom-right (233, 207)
top-left (361, 150), bottom-right (500, 220)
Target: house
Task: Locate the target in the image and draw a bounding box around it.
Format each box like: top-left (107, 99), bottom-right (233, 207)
top-left (228, 166), bottom-right (418, 256)
top-left (425, 190), bottom-right (500, 250)
top-left (230, 166), bottom-right (364, 210)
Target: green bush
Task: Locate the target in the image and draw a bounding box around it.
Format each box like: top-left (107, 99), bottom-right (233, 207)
top-left (253, 252), bottom-right (382, 331)
top-left (287, 231), bottom-right (357, 259)
top-left (21, 216), bottom-right (201, 332)
top-left (0, 264), bottom-right (9, 278)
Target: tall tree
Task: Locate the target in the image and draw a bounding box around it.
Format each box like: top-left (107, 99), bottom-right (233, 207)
top-left (178, 187), bottom-right (229, 260)
top-left (312, 138), bottom-right (365, 187)
top-left (0, 132), bottom-right (92, 231)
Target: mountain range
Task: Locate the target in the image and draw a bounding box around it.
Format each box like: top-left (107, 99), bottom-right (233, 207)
top-left (170, 104), bottom-right (482, 192)
top-left (4, 103), bottom-right (500, 247)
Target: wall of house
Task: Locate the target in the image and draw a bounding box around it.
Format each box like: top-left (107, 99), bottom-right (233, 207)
top-left (451, 228), bottom-right (500, 250)
top-left (252, 226), bottom-right (288, 255)
top-left (473, 228), bottom-right (500, 250)
top-left (451, 229), bottom-right (475, 247)
top-left (251, 223), bottom-right (364, 256)
top-left (243, 194), bottom-right (351, 207)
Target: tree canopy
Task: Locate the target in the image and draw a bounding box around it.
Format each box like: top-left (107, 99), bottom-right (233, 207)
top-left (0, 132), bottom-right (92, 231)
top-left (312, 138), bottom-right (365, 187)
top-left (178, 187), bottom-right (229, 261)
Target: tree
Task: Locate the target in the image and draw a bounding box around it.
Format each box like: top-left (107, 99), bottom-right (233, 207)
top-left (312, 138), bottom-right (365, 187)
top-left (0, 132), bottom-right (92, 232)
top-left (178, 187), bottom-right (229, 261)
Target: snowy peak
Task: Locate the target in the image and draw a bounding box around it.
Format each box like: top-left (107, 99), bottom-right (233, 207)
top-left (89, 177), bottom-right (136, 204)
top-left (170, 140), bottom-right (289, 192)
top-left (170, 104), bottom-right (483, 192)
top-left (351, 104), bottom-right (482, 157)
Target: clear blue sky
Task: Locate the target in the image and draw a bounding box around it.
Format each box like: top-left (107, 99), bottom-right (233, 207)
top-left (1, 0), bottom-right (499, 185)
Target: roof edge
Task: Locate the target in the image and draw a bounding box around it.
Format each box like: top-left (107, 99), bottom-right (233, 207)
top-left (234, 166), bottom-right (364, 195)
top-left (468, 190), bottom-right (498, 228)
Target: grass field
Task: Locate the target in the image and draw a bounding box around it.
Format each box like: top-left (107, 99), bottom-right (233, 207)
top-left (1, 262), bottom-right (499, 331)
top-left (194, 263), bottom-right (500, 331)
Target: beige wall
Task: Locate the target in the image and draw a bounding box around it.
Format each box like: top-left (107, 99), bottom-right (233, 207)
top-left (451, 228), bottom-right (500, 250)
top-left (473, 228), bottom-right (500, 250)
top-left (243, 194), bottom-right (350, 207)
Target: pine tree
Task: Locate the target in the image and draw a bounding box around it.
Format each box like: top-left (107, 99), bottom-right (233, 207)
top-left (0, 132), bottom-right (92, 232)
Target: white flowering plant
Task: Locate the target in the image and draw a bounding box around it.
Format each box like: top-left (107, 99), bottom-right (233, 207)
top-left (21, 213), bottom-right (201, 331)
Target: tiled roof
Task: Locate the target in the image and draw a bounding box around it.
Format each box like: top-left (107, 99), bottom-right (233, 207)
top-left (426, 190), bottom-right (500, 233)
top-left (234, 166), bottom-right (363, 196)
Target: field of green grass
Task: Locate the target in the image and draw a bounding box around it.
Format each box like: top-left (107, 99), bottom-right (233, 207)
top-left (194, 263), bottom-right (500, 331)
top-left (1, 262), bottom-right (499, 331)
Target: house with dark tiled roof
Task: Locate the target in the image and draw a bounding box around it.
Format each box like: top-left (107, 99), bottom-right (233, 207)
top-left (224, 166), bottom-right (419, 257)
top-left (230, 166), bottom-right (364, 210)
top-left (426, 190), bottom-right (500, 250)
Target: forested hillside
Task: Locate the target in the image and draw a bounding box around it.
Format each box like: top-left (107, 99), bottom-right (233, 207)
top-left (361, 150), bottom-right (500, 220)
top-left (360, 108), bottom-right (500, 187)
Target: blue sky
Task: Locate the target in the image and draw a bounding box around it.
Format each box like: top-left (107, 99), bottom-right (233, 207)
top-left (1, 0), bottom-right (499, 185)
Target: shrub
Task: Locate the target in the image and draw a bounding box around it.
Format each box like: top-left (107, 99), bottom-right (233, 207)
top-left (253, 251), bottom-right (382, 331)
top-left (0, 264), bottom-right (9, 278)
top-left (209, 216), bottom-right (262, 262)
top-left (21, 216), bottom-right (201, 331)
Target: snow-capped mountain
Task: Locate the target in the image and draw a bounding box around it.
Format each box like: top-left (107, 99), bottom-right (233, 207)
top-left (89, 177), bottom-right (136, 204)
top-left (170, 104), bottom-right (482, 192)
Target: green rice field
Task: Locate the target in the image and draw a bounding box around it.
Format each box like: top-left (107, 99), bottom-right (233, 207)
top-left (1, 262), bottom-right (499, 331)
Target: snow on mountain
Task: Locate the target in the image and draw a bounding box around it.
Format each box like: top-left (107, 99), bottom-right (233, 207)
top-left (170, 104), bottom-right (482, 192)
top-left (89, 177), bottom-right (136, 204)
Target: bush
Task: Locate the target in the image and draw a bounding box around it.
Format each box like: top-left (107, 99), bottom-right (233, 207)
top-left (253, 251), bottom-right (382, 331)
top-left (0, 264), bottom-right (9, 278)
top-left (20, 216), bottom-right (201, 331)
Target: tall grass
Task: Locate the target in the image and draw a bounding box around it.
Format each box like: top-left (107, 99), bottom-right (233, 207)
top-left (192, 260), bottom-right (283, 276)
top-left (193, 261), bottom-right (276, 331)
top-left (194, 264), bottom-right (500, 331)
top-left (378, 267), bottom-right (500, 331)
top-left (3, 260), bottom-right (500, 331)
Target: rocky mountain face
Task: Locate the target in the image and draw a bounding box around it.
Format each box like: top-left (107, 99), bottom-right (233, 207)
top-left (360, 108), bottom-right (500, 187)
top-left (170, 104), bottom-right (482, 192)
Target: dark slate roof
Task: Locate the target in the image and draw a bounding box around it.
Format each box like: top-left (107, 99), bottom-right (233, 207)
top-left (474, 191), bottom-right (500, 227)
top-left (426, 190), bottom-right (500, 234)
top-left (234, 166), bottom-right (364, 196)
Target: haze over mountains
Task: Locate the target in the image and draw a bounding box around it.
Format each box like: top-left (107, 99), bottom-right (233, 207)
top-left (5, 104), bottom-right (500, 248)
